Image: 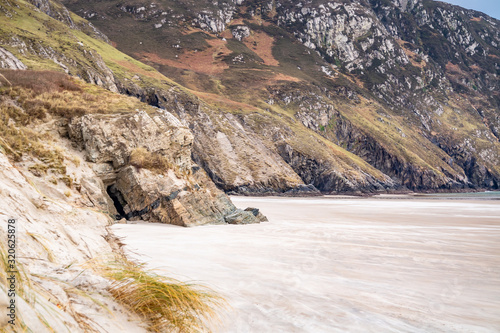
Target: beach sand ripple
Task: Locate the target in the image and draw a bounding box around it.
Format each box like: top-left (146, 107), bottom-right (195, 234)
top-left (112, 197), bottom-right (500, 333)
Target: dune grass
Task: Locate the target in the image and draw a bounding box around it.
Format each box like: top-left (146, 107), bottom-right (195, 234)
top-left (1, 242), bottom-right (225, 332)
top-left (99, 258), bottom-right (226, 332)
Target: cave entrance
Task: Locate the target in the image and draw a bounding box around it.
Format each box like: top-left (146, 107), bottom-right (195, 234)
top-left (106, 184), bottom-right (128, 219)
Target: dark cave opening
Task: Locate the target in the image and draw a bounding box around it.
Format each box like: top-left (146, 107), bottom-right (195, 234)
top-left (106, 184), bottom-right (127, 219)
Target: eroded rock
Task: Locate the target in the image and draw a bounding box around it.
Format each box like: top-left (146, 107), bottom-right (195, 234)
top-left (0, 47), bottom-right (27, 70)
top-left (225, 209), bottom-right (259, 224)
top-left (244, 207), bottom-right (269, 222)
top-left (68, 109), bottom-right (263, 226)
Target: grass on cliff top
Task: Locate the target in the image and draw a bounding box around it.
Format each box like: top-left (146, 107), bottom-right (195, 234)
top-left (0, 69), bottom-right (157, 117)
top-left (98, 257), bottom-right (225, 333)
top-left (0, 69), bottom-right (158, 183)
top-left (0, 0), bottom-right (180, 90)
top-left (129, 148), bottom-right (173, 173)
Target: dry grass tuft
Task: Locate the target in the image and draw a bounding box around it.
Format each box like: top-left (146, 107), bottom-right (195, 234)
top-left (129, 147), bottom-right (173, 174)
top-left (0, 106), bottom-right (66, 170)
top-left (0, 69), bottom-right (81, 95)
top-left (26, 233), bottom-right (56, 263)
top-left (99, 258), bottom-right (225, 332)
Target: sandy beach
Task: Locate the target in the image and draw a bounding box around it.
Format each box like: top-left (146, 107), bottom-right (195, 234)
top-left (112, 197), bottom-right (500, 332)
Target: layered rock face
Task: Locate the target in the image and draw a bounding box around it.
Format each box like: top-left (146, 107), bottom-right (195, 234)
top-left (59, 0), bottom-right (500, 193)
top-left (0, 151), bottom-right (148, 332)
top-left (3, 0), bottom-right (499, 193)
top-left (68, 110), bottom-right (264, 226)
top-left (0, 69), bottom-right (269, 329)
top-left (124, 86), bottom-right (396, 194)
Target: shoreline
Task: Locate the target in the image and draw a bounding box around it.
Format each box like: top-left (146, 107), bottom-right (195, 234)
top-left (229, 190), bottom-right (500, 200)
top-left (113, 197), bottom-right (500, 332)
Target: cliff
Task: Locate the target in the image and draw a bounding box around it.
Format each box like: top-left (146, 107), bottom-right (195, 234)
top-left (0, 67), bottom-right (260, 331)
top-left (0, 149), bottom-right (150, 332)
top-left (60, 0), bottom-right (500, 192)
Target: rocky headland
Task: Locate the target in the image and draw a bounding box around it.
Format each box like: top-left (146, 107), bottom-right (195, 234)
top-left (0, 0), bottom-right (499, 331)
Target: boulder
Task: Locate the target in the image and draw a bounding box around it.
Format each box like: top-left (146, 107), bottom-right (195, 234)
top-left (224, 209), bottom-right (260, 225)
top-left (284, 184), bottom-right (321, 196)
top-left (244, 207), bottom-right (269, 222)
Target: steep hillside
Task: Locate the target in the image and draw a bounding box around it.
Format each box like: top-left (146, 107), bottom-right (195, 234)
top-left (0, 147), bottom-right (149, 333)
top-left (0, 65), bottom-right (272, 224)
top-left (0, 1), bottom-right (498, 329)
top-left (0, 66), bottom-right (257, 331)
top-left (1, 0), bottom-right (400, 194)
top-left (2, 0), bottom-right (499, 192)
top-left (61, 0), bottom-right (500, 192)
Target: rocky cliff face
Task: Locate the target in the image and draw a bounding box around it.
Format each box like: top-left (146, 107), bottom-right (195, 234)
top-left (67, 110), bottom-right (246, 226)
top-left (0, 67), bottom-right (264, 330)
top-left (3, 0), bottom-right (499, 192)
top-left (122, 83), bottom-right (397, 194)
top-left (0, 68), bottom-right (266, 227)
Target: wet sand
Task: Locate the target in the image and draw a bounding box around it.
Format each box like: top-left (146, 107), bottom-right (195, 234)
top-left (112, 197), bottom-right (500, 332)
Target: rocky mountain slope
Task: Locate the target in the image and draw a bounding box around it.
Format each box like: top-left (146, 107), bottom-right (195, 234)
top-left (1, 0), bottom-right (499, 197)
top-left (0, 0), bottom-right (498, 330)
top-left (59, 0), bottom-right (500, 192)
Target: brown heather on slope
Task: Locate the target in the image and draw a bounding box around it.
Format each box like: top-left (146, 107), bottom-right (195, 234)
top-left (241, 30), bottom-right (280, 66)
top-left (62, 0), bottom-right (500, 192)
top-left (3, 0), bottom-right (499, 193)
top-left (137, 37), bottom-right (232, 76)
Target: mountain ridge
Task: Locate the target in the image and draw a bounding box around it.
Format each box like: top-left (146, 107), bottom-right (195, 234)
top-left (2, 0), bottom-right (500, 193)
top-left (0, 1), bottom-right (499, 330)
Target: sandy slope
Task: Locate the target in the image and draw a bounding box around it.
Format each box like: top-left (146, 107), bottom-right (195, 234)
top-left (0, 152), bottom-right (147, 332)
top-left (112, 197), bottom-right (500, 332)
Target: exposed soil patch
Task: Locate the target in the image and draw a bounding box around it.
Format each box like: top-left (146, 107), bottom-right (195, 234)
top-left (243, 31), bottom-right (279, 67)
top-left (272, 73), bottom-right (301, 82)
top-left (138, 38), bottom-right (231, 75)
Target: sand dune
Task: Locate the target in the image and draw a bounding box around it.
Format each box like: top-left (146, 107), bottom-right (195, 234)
top-left (112, 197), bottom-right (500, 332)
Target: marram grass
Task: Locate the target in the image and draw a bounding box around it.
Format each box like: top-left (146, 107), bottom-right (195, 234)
top-left (99, 258), bottom-right (226, 333)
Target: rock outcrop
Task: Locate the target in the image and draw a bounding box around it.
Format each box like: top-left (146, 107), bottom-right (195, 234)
top-left (2, 0), bottom-right (497, 193)
top-left (68, 109), bottom-right (263, 226)
top-left (0, 68), bottom-right (270, 329)
top-left (0, 47), bottom-right (27, 70)
top-left (232, 25), bottom-right (251, 41)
